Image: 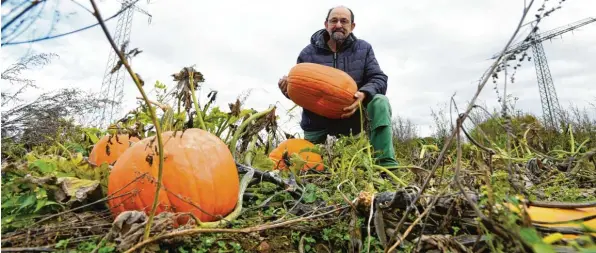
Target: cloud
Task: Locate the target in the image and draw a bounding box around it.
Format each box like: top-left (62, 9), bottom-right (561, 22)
top-left (2, 0), bottom-right (595, 138)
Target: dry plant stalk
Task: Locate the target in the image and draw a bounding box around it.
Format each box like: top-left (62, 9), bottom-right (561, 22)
top-left (122, 205), bottom-right (349, 253)
top-left (87, 0), bottom-right (166, 248)
top-left (386, 0), bottom-right (539, 251)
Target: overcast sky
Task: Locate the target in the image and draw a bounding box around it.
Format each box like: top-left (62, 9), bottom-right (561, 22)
top-left (2, 0), bottom-right (595, 137)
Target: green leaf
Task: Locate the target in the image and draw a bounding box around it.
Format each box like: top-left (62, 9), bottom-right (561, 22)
top-left (34, 199), bottom-right (46, 213)
top-left (72, 152), bottom-right (84, 165)
top-left (154, 80), bottom-right (166, 89)
top-left (84, 129), bottom-right (100, 144)
top-left (18, 194), bottom-right (36, 211)
top-left (303, 184), bottom-right (317, 203)
top-left (30, 159), bottom-right (57, 174)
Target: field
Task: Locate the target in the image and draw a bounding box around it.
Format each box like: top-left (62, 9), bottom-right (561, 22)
top-left (2, 1), bottom-right (596, 253)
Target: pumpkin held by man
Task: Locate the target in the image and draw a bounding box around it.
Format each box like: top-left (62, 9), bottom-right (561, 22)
top-left (278, 5), bottom-right (399, 168)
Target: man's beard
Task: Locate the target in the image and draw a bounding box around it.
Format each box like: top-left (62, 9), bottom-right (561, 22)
top-left (330, 30), bottom-right (347, 42)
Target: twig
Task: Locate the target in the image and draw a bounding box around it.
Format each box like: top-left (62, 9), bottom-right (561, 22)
top-left (1, 247), bottom-right (55, 252)
top-left (123, 205), bottom-right (349, 253)
top-left (460, 124), bottom-right (495, 155)
top-left (88, 0), bottom-right (166, 246)
top-left (526, 200), bottom-right (596, 209)
top-left (386, 188), bottom-right (448, 252)
top-left (455, 115), bottom-right (487, 220)
top-left (236, 162), bottom-right (303, 198)
top-left (366, 193), bottom-right (375, 253)
top-left (391, 0), bottom-right (537, 235)
top-left (188, 70), bottom-right (207, 130)
top-left (337, 179), bottom-right (358, 210)
top-left (135, 96), bottom-right (169, 111)
top-left (31, 191), bottom-right (133, 226)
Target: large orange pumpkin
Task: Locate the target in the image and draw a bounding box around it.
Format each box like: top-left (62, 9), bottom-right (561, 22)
top-left (88, 134), bottom-right (140, 166)
top-left (106, 128), bottom-right (240, 223)
top-left (287, 62), bottom-right (358, 119)
top-left (268, 138), bottom-right (324, 171)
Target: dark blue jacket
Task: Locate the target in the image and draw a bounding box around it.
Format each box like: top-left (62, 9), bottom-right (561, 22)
top-left (287, 29), bottom-right (389, 136)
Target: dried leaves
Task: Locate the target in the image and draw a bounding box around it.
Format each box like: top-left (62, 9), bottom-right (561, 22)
top-left (172, 66), bottom-right (205, 112)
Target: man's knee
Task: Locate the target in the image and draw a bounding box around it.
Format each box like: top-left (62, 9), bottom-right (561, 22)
top-left (369, 94), bottom-right (391, 109)
top-left (367, 94), bottom-right (392, 128)
top-left (304, 129), bottom-right (328, 144)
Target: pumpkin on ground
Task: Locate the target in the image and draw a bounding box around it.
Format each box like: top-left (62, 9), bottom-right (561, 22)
top-left (268, 138), bottom-right (324, 171)
top-left (106, 128), bottom-right (240, 224)
top-left (286, 62), bottom-right (358, 119)
top-left (88, 134), bottom-right (140, 166)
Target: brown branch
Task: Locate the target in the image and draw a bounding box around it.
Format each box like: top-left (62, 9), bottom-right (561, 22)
top-left (87, 0), bottom-right (166, 244)
top-left (391, 0), bottom-right (537, 235)
top-left (455, 115), bottom-right (487, 221)
top-left (136, 96), bottom-right (170, 111)
top-left (1, 247), bottom-right (55, 252)
top-left (123, 205), bottom-right (349, 253)
top-left (386, 188), bottom-right (448, 252)
top-left (526, 200), bottom-right (596, 209)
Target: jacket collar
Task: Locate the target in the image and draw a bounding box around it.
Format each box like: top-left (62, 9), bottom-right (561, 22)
top-left (310, 28), bottom-right (357, 52)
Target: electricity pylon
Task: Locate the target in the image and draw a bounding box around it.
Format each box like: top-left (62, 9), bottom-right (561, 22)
top-left (490, 17), bottom-right (596, 130)
top-left (95, 0), bottom-right (151, 129)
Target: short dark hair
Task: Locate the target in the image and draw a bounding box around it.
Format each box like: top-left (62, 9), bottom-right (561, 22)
top-left (326, 6), bottom-right (354, 23)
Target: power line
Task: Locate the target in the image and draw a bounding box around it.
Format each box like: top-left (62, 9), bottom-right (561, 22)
top-left (1, 1), bottom-right (137, 46)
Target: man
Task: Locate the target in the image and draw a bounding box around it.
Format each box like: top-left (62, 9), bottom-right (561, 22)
top-left (278, 6), bottom-right (398, 168)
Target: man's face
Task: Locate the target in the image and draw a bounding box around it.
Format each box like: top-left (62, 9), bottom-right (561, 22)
top-left (325, 7), bottom-right (355, 42)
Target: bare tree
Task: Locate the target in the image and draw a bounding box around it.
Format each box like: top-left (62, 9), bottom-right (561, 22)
top-left (1, 52), bottom-right (105, 149)
top-left (391, 115), bottom-right (418, 142)
top-left (430, 104), bottom-right (452, 143)
top-left (1, 52), bottom-right (58, 107)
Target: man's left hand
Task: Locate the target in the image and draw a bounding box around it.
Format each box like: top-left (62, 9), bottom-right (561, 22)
top-left (341, 91), bottom-right (366, 119)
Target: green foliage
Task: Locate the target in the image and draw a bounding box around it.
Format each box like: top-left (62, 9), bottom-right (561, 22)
top-left (1, 151), bottom-right (109, 232)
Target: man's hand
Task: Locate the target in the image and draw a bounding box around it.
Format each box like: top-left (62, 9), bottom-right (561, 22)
top-left (341, 91), bottom-right (366, 119)
top-left (278, 75), bottom-right (288, 96)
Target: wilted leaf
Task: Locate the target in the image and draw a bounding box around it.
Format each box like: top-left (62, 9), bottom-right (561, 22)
top-left (55, 176), bottom-right (101, 204)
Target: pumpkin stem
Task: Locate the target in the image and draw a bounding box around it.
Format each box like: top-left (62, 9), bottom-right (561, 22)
top-left (229, 106), bottom-right (276, 160)
top-left (244, 135), bottom-right (259, 165)
top-left (188, 70), bottom-right (207, 130)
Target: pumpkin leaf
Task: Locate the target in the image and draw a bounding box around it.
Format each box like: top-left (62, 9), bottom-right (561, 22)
top-left (54, 177), bottom-right (101, 204)
top-left (83, 128), bottom-right (101, 144)
top-left (303, 184), bottom-right (318, 203)
top-left (30, 159), bottom-right (57, 174)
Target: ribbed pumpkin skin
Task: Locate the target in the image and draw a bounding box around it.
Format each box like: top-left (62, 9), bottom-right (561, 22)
top-left (287, 63), bottom-right (358, 119)
top-left (106, 128), bottom-right (240, 223)
top-left (268, 138), bottom-right (324, 171)
top-left (88, 134), bottom-right (140, 166)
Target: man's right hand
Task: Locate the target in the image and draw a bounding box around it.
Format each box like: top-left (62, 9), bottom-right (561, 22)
top-left (278, 75), bottom-right (288, 97)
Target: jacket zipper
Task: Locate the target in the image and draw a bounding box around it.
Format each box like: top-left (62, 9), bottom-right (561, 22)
top-left (333, 52), bottom-right (337, 68)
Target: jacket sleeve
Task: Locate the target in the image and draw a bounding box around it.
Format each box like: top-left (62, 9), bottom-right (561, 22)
top-left (358, 45), bottom-right (388, 103)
